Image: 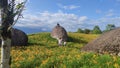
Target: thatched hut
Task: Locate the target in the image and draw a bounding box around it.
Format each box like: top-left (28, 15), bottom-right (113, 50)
top-left (81, 28), bottom-right (120, 55)
top-left (51, 23), bottom-right (68, 45)
top-left (0, 28), bottom-right (28, 46)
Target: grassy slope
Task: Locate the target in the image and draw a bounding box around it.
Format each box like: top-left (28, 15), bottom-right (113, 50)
top-left (1, 32), bottom-right (120, 68)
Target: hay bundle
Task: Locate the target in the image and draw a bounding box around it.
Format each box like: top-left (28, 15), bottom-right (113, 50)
top-left (0, 28), bottom-right (28, 46)
top-left (81, 28), bottom-right (120, 55)
top-left (51, 23), bottom-right (68, 45)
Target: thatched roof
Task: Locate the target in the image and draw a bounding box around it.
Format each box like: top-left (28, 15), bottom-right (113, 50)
top-left (0, 28), bottom-right (28, 46)
top-left (51, 23), bottom-right (68, 41)
top-left (81, 28), bottom-right (120, 55)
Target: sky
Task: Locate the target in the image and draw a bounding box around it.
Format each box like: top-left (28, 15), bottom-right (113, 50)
top-left (3, 0), bottom-right (120, 34)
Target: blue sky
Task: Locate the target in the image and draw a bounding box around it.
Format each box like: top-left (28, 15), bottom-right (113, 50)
top-left (14, 0), bottom-right (120, 33)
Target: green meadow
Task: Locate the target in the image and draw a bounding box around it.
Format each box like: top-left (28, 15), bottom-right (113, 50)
top-left (1, 32), bottom-right (120, 68)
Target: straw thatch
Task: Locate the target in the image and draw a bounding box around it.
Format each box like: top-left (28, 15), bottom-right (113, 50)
top-left (81, 28), bottom-right (120, 55)
top-left (51, 23), bottom-right (68, 45)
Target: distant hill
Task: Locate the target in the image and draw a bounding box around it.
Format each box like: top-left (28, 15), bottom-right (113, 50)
top-left (13, 27), bottom-right (51, 34)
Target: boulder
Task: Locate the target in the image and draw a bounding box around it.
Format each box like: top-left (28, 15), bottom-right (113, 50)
top-left (0, 28), bottom-right (28, 46)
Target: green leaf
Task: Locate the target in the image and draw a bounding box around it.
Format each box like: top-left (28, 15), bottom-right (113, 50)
top-left (16, 2), bottom-right (24, 9)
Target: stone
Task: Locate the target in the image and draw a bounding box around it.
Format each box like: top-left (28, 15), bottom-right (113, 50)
top-left (0, 28), bottom-right (28, 46)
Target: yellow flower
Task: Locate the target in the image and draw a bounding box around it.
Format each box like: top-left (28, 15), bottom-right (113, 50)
top-left (93, 60), bottom-right (97, 64)
top-left (93, 54), bottom-right (96, 58)
top-left (42, 59), bottom-right (48, 65)
top-left (63, 65), bottom-right (66, 68)
top-left (76, 55), bottom-right (80, 58)
top-left (114, 63), bottom-right (119, 68)
top-left (113, 56), bottom-right (117, 62)
top-left (106, 62), bottom-right (111, 66)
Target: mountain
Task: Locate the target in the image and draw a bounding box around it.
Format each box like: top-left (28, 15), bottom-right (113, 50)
top-left (13, 27), bottom-right (51, 34)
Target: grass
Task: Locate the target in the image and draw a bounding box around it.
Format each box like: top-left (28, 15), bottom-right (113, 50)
top-left (1, 32), bottom-right (120, 68)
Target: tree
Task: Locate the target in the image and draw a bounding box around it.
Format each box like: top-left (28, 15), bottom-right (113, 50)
top-left (92, 25), bottom-right (102, 34)
top-left (84, 29), bottom-right (91, 34)
top-left (104, 24), bottom-right (116, 32)
top-left (0, 0), bottom-right (27, 68)
top-left (77, 28), bottom-right (84, 33)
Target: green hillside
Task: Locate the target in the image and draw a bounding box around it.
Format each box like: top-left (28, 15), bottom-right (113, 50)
top-left (1, 32), bottom-right (120, 68)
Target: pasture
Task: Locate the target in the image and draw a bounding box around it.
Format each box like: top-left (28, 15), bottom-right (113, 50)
top-left (1, 32), bottom-right (120, 68)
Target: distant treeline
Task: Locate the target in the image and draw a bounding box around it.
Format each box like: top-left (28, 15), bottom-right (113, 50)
top-left (76, 24), bottom-right (116, 34)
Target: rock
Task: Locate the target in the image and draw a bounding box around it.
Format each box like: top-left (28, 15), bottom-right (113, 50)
top-left (81, 28), bottom-right (120, 55)
top-left (51, 23), bottom-right (68, 45)
top-left (0, 28), bottom-right (28, 46)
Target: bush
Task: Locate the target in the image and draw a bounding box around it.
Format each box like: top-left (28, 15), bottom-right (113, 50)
top-left (92, 25), bottom-right (102, 34)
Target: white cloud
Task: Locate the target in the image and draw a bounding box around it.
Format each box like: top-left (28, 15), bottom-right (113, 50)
top-left (15, 11), bottom-right (120, 32)
top-left (15, 0), bottom-right (29, 5)
top-left (96, 9), bottom-right (102, 14)
top-left (106, 13), bottom-right (114, 17)
top-left (116, 0), bottom-right (120, 2)
top-left (79, 16), bottom-right (88, 22)
top-left (105, 9), bottom-right (115, 17)
top-left (15, 0), bottom-right (25, 3)
top-left (15, 11), bottom-right (88, 31)
top-left (96, 9), bottom-right (115, 17)
top-left (58, 4), bottom-right (80, 10)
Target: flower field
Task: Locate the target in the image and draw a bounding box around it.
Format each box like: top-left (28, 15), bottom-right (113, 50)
top-left (1, 32), bottom-right (120, 68)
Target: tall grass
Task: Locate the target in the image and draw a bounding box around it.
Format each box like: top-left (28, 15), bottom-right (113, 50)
top-left (0, 32), bottom-right (120, 68)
